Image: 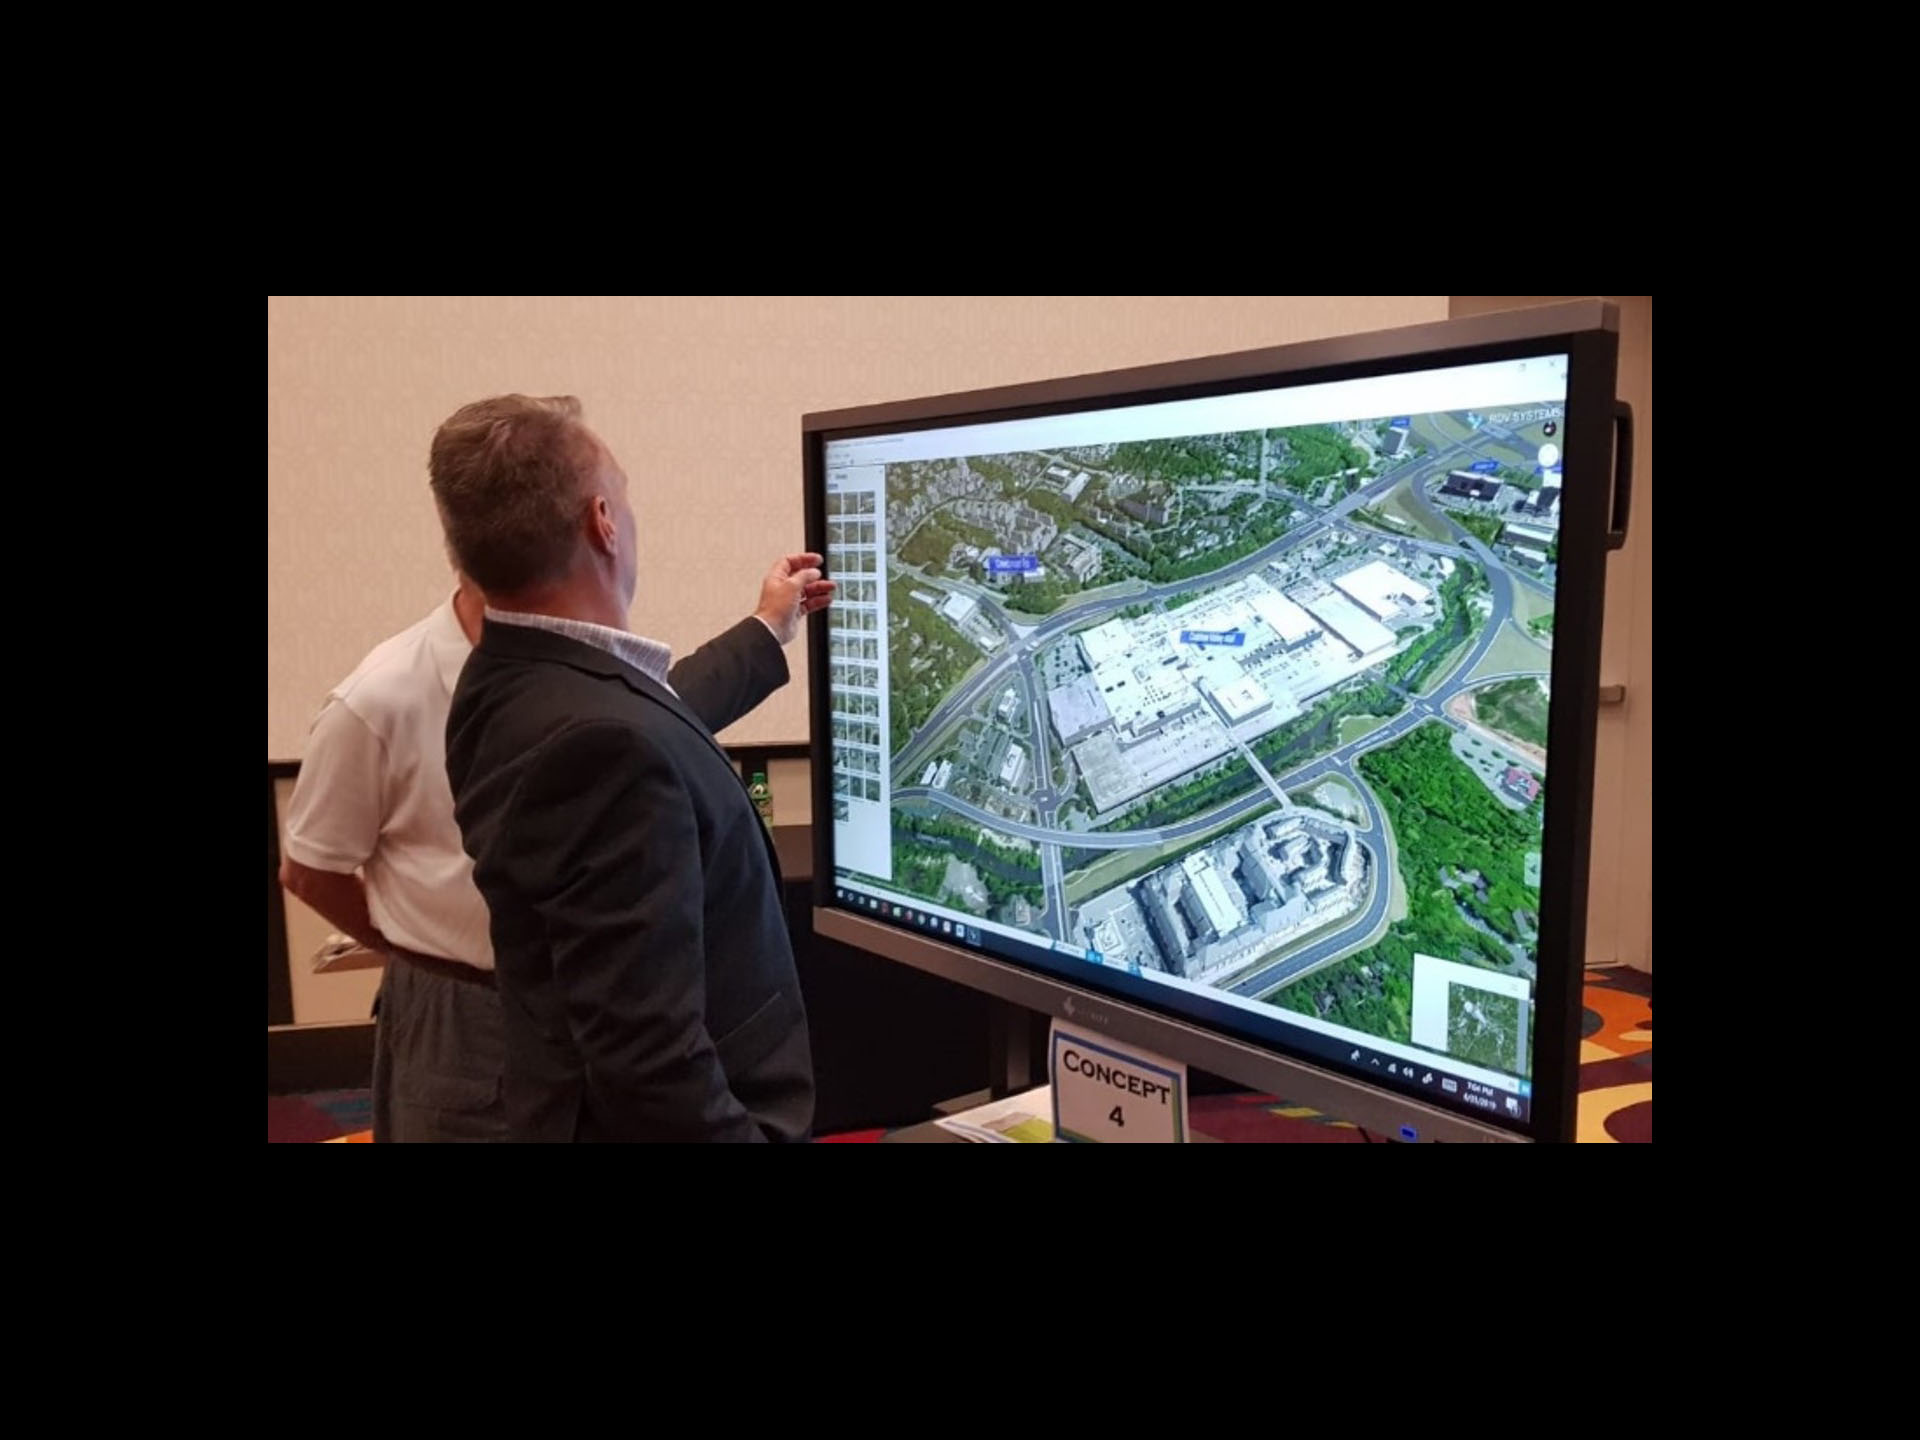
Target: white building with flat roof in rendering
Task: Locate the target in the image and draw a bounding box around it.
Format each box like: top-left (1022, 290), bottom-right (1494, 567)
top-left (1180, 853), bottom-right (1245, 941)
top-left (999, 741), bottom-right (1028, 789)
top-left (1246, 583), bottom-right (1322, 648)
top-left (1079, 617), bottom-right (1135, 668)
top-left (1518, 485), bottom-right (1561, 520)
top-left (1205, 674), bottom-right (1274, 726)
top-left (1095, 653), bottom-right (1198, 741)
top-left (1053, 567), bottom-right (1439, 817)
top-left (1046, 675), bottom-right (1112, 747)
top-left (1334, 560), bottom-right (1432, 622)
top-left (1503, 521), bottom-right (1556, 550)
top-left (1295, 588), bottom-right (1397, 658)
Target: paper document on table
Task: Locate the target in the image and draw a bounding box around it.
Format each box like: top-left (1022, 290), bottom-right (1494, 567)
top-left (311, 935), bottom-right (386, 973)
top-left (933, 1086), bottom-right (1056, 1143)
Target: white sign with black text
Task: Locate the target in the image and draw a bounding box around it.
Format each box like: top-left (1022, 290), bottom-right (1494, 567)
top-left (1050, 1021), bottom-right (1189, 1143)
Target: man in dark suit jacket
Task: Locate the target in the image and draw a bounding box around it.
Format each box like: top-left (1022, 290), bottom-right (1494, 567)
top-left (433, 394), bottom-right (832, 1142)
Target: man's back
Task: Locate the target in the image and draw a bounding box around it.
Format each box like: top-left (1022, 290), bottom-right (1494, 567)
top-left (447, 619), bottom-right (813, 1143)
top-left (282, 592), bottom-right (508, 1143)
top-left (287, 598), bottom-right (494, 970)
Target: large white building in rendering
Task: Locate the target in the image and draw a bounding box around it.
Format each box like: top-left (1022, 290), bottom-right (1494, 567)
top-left (1294, 587), bottom-right (1397, 658)
top-left (1334, 560), bottom-right (1433, 623)
top-left (1045, 560), bottom-right (1439, 815)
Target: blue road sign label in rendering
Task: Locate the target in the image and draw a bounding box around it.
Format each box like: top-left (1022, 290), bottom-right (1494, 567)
top-left (1471, 458), bottom-right (1500, 474)
top-left (1391, 416), bottom-right (1410, 428)
top-left (1180, 628), bottom-right (1245, 648)
top-left (986, 554), bottom-right (1038, 574)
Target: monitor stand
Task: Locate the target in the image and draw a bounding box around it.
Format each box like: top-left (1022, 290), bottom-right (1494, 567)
top-left (925, 1000), bottom-right (1041, 1118)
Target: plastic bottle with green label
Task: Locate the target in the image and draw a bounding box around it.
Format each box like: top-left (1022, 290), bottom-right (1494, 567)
top-left (748, 771), bottom-right (774, 828)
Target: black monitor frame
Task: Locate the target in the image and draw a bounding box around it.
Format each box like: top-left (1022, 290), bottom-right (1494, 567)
top-left (805, 301), bottom-right (1625, 1143)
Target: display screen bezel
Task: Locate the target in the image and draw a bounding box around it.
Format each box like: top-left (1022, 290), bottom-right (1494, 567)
top-left (805, 308), bottom-right (1619, 1143)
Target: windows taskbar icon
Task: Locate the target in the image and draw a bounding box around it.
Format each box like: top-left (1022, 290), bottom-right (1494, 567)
top-left (834, 890), bottom-right (983, 949)
top-left (1343, 1043), bottom-right (1501, 1107)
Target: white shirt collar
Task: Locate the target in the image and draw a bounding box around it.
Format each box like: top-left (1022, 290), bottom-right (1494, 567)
top-left (428, 594), bottom-right (472, 698)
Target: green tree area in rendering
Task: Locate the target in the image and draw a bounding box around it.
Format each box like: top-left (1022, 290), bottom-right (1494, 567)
top-left (1386, 564), bottom-right (1481, 692)
top-left (1018, 484), bottom-right (1138, 557)
top-left (1109, 434), bottom-right (1263, 483)
top-left (1354, 506), bottom-right (1408, 534)
top-left (1274, 725), bottom-right (1540, 1069)
top-left (1000, 572), bottom-right (1075, 615)
top-left (1268, 425), bottom-right (1370, 494)
top-left (890, 601), bottom-right (979, 742)
top-left (1140, 494), bottom-right (1292, 585)
top-left (1252, 680), bottom-right (1403, 773)
top-left (1455, 513), bottom-right (1504, 547)
top-left (1037, 478), bottom-right (1297, 589)
top-left (920, 433), bottom-right (1332, 605)
top-left (1528, 611), bottom-right (1554, 637)
top-left (1161, 583), bottom-right (1223, 611)
top-left (1475, 677), bottom-right (1549, 748)
top-left (889, 812), bottom-right (1043, 913)
top-left (900, 511), bottom-right (996, 569)
top-left (966, 455), bottom-right (1023, 494)
top-left (1448, 987), bottom-right (1521, 1069)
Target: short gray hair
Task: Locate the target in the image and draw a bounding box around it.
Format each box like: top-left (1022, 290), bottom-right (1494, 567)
top-left (429, 394), bottom-right (596, 594)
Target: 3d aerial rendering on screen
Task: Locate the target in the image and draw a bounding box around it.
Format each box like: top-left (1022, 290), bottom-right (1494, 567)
top-left (825, 358), bottom-right (1566, 1094)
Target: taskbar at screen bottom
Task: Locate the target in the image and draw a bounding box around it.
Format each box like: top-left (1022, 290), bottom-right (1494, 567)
top-left (829, 882), bottom-right (1533, 1133)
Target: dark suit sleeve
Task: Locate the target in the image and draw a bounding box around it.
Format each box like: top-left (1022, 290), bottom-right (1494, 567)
top-left (667, 618), bottom-right (789, 735)
top-left (507, 719), bottom-right (764, 1142)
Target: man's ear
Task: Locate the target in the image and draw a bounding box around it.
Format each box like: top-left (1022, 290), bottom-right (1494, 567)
top-left (591, 495), bottom-right (616, 554)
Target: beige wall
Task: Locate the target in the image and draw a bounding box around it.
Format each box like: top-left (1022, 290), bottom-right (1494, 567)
top-left (1450, 296), bottom-right (1651, 972)
top-left (268, 296), bottom-right (1446, 758)
top-left (765, 758), bottom-right (812, 827)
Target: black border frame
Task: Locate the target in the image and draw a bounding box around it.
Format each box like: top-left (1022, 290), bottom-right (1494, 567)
top-left (267, 759), bottom-right (299, 1026)
top-left (803, 301), bottom-right (1621, 1144)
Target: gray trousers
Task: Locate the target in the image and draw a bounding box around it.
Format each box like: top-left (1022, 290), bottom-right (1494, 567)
top-left (371, 957), bottom-right (508, 1143)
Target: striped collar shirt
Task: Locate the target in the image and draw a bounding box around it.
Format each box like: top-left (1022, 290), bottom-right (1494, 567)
top-left (483, 608), bottom-right (677, 695)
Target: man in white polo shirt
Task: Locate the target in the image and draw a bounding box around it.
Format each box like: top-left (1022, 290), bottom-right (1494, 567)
top-left (280, 557), bottom-right (831, 1142)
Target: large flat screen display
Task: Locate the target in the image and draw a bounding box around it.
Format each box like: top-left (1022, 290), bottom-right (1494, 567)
top-left (819, 351), bottom-right (1579, 1134)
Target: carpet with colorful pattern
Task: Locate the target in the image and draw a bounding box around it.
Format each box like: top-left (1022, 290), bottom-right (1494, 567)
top-left (269, 968), bottom-right (1649, 1143)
